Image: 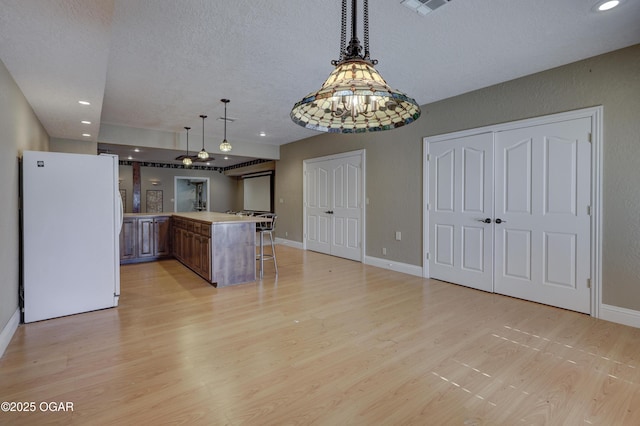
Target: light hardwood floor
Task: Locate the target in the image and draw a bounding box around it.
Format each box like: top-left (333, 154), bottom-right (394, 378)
top-left (2, 245), bottom-right (640, 425)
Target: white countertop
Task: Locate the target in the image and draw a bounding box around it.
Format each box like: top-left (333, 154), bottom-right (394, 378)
top-left (170, 212), bottom-right (271, 224)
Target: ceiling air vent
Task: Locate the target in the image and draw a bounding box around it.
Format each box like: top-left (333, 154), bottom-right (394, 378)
top-left (401, 0), bottom-right (451, 16)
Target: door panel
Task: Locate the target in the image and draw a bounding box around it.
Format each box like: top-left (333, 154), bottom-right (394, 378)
top-left (461, 226), bottom-right (485, 272)
top-left (502, 229), bottom-right (532, 280)
top-left (462, 147), bottom-right (486, 213)
top-left (504, 139), bottom-right (532, 214)
top-left (429, 132), bottom-right (494, 292)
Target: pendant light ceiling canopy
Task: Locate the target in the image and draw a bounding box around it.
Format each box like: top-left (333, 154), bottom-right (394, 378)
top-left (219, 99), bottom-right (232, 153)
top-left (198, 115), bottom-right (209, 160)
top-left (291, 0), bottom-right (421, 133)
top-left (182, 126), bottom-right (192, 167)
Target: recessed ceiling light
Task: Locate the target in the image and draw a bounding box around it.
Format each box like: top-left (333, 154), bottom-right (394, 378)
top-left (259, 131), bottom-right (266, 137)
top-left (224, 156), bottom-right (229, 160)
top-left (127, 156), bottom-right (133, 160)
top-left (594, 0), bottom-right (622, 11)
top-left (81, 120), bottom-right (91, 124)
top-left (78, 100), bottom-right (90, 105)
top-left (82, 133), bottom-right (91, 137)
top-left (134, 148), bottom-right (140, 152)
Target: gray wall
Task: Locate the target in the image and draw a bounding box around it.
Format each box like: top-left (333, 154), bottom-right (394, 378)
top-left (50, 137), bottom-right (97, 155)
top-left (276, 44), bottom-right (640, 311)
top-left (118, 165), bottom-right (237, 213)
top-left (0, 59), bottom-right (49, 335)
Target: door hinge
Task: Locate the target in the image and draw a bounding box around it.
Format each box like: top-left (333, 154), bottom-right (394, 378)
top-left (587, 278), bottom-right (591, 289)
top-left (587, 205), bottom-right (591, 216)
top-left (426, 203), bottom-right (430, 211)
top-left (426, 154), bottom-right (431, 161)
top-left (426, 252), bottom-right (430, 260)
top-left (588, 133), bottom-right (592, 143)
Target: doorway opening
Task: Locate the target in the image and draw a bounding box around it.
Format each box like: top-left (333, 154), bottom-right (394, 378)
top-left (174, 177), bottom-right (210, 212)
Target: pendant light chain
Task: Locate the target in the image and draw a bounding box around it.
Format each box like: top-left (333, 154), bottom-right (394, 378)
top-left (363, 0), bottom-right (371, 62)
top-left (336, 0), bottom-right (348, 64)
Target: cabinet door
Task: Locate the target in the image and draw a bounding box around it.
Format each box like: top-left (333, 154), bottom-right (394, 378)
top-left (192, 234), bottom-right (203, 273)
top-left (200, 237), bottom-right (211, 280)
top-left (137, 218), bottom-right (155, 258)
top-left (154, 217), bottom-right (171, 256)
top-left (120, 217), bottom-right (137, 260)
top-left (173, 225), bottom-right (182, 260)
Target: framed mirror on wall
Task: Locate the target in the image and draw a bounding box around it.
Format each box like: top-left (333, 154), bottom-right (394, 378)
top-left (174, 177), bottom-right (210, 212)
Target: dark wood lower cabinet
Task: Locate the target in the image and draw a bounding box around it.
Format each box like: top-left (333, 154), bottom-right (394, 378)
top-left (124, 214), bottom-right (256, 286)
top-left (120, 215), bottom-right (172, 264)
top-left (172, 217), bottom-right (212, 281)
top-left (120, 217), bottom-right (137, 261)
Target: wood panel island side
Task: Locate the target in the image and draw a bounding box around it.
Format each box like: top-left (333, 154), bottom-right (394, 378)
top-left (171, 212), bottom-right (269, 287)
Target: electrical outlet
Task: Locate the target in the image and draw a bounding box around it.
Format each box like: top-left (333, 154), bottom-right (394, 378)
top-left (382, 247), bottom-right (387, 255)
top-left (285, 231), bottom-right (288, 237)
top-left (395, 231), bottom-right (401, 241)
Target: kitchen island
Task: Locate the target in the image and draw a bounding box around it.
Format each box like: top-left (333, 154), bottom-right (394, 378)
top-left (171, 212), bottom-right (269, 287)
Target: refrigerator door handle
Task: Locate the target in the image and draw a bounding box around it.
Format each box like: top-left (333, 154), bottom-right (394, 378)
top-left (116, 191), bottom-right (124, 233)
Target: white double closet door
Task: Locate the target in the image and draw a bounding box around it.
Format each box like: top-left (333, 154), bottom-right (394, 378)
top-left (428, 117), bottom-right (592, 313)
top-left (304, 151), bottom-right (364, 262)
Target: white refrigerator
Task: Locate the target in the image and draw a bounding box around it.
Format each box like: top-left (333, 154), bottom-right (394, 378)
top-left (22, 151), bottom-right (122, 323)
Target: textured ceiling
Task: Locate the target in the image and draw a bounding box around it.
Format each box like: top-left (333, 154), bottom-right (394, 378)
top-left (1, 0), bottom-right (639, 161)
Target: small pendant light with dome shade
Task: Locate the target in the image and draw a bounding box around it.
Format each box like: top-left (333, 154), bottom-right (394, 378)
top-left (198, 115), bottom-right (210, 160)
top-left (183, 126), bottom-right (193, 167)
top-left (219, 99), bottom-right (232, 153)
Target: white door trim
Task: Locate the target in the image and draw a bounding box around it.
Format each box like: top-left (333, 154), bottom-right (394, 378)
top-left (423, 106), bottom-right (603, 318)
top-left (303, 149), bottom-right (366, 262)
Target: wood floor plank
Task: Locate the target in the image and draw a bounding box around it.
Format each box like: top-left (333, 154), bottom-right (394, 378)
top-left (1, 246), bottom-right (640, 425)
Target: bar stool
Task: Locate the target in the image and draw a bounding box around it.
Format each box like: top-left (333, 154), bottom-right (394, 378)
top-left (256, 213), bottom-right (277, 278)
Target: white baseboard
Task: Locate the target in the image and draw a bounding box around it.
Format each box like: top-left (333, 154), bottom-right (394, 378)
top-left (599, 304), bottom-right (640, 329)
top-left (364, 256), bottom-right (423, 277)
top-left (0, 309), bottom-right (20, 358)
top-left (274, 238), bottom-right (304, 250)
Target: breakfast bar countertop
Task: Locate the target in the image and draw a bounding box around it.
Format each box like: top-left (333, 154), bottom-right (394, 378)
top-left (171, 211), bottom-right (271, 224)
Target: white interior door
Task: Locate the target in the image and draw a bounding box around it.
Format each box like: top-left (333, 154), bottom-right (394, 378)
top-left (330, 156), bottom-right (362, 261)
top-left (429, 133), bottom-right (494, 292)
top-left (427, 116), bottom-right (592, 313)
top-left (304, 152), bottom-right (363, 261)
top-left (494, 118), bottom-right (592, 313)
top-left (305, 161), bottom-right (331, 254)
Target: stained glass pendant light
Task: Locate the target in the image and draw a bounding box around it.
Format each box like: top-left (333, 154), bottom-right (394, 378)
top-left (182, 126), bottom-right (192, 167)
top-left (198, 115), bottom-right (209, 160)
top-left (291, 0), bottom-right (421, 133)
top-left (219, 99), bottom-right (232, 152)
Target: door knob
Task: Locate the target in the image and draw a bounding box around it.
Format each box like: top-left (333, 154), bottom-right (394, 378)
top-left (495, 218), bottom-right (507, 224)
top-left (477, 218), bottom-right (492, 223)
top-left (324, 210), bottom-right (334, 214)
